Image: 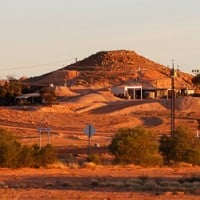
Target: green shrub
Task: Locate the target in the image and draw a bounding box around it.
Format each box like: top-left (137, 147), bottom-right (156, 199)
top-left (0, 128), bottom-right (57, 168)
top-left (40, 88), bottom-right (56, 105)
top-left (18, 145), bottom-right (34, 167)
top-left (109, 126), bottom-right (162, 166)
top-left (159, 126), bottom-right (200, 165)
top-left (192, 74), bottom-right (200, 86)
top-left (33, 144), bottom-right (57, 167)
top-left (0, 129), bottom-right (21, 168)
top-left (0, 81), bottom-right (23, 106)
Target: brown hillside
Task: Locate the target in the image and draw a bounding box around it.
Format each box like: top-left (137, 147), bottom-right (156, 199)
top-left (27, 50), bottom-right (194, 88)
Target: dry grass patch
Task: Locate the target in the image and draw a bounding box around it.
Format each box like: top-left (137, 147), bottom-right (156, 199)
top-left (47, 161), bottom-right (69, 170)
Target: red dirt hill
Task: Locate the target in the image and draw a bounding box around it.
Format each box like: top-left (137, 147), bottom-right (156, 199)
top-left (28, 50), bottom-right (194, 89)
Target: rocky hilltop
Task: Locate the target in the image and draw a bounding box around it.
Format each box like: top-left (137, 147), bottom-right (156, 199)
top-left (28, 50), bottom-right (194, 89)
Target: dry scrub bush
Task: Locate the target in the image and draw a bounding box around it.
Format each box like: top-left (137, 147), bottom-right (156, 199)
top-left (33, 144), bottom-right (57, 167)
top-left (67, 162), bottom-right (80, 169)
top-left (86, 153), bottom-right (101, 164)
top-left (160, 126), bottom-right (200, 166)
top-left (109, 127), bottom-right (163, 166)
top-left (0, 128), bottom-right (57, 168)
top-left (47, 161), bottom-right (69, 169)
top-left (83, 162), bottom-right (97, 170)
top-left (0, 128), bottom-right (21, 168)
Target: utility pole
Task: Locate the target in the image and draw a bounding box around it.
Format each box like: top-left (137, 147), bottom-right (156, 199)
top-left (170, 60), bottom-right (176, 136)
top-left (197, 119), bottom-right (200, 138)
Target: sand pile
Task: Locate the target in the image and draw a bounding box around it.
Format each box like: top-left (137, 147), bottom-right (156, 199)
top-left (54, 86), bottom-right (77, 97)
top-left (68, 93), bottom-right (108, 113)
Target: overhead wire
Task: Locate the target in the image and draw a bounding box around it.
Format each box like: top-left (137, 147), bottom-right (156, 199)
top-left (0, 58), bottom-right (74, 72)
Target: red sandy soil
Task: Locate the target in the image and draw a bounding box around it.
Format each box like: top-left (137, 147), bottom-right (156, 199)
top-left (0, 85), bottom-right (199, 199)
top-left (1, 166), bottom-right (200, 200)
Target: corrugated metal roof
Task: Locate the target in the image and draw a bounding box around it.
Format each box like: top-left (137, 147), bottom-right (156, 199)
top-left (16, 93), bottom-right (41, 99)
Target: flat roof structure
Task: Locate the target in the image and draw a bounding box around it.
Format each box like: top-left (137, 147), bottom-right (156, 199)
top-left (16, 93), bottom-right (41, 99)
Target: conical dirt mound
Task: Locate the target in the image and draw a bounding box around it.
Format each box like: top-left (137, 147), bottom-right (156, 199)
top-left (64, 50), bottom-right (193, 88)
top-left (28, 50), bottom-right (194, 88)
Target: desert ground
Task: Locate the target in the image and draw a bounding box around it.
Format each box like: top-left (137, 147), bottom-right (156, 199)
top-left (0, 86), bottom-right (200, 199)
top-left (1, 166), bottom-right (200, 200)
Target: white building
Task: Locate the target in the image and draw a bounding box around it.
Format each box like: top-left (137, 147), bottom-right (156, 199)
top-left (111, 85), bottom-right (143, 99)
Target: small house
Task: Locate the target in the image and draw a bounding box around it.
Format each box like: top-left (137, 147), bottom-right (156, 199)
top-left (179, 88), bottom-right (195, 96)
top-left (16, 92), bottom-right (41, 104)
top-left (111, 85), bottom-right (143, 99)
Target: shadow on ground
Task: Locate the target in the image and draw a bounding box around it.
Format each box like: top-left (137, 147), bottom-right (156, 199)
top-left (3, 174), bottom-right (200, 195)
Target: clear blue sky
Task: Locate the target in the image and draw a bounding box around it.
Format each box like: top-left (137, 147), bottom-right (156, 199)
top-left (0, 0), bottom-right (200, 79)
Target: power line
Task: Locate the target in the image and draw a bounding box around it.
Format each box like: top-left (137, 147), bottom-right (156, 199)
top-left (0, 58), bottom-right (73, 71)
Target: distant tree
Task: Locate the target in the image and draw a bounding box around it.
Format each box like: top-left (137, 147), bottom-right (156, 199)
top-left (0, 129), bottom-right (21, 168)
top-left (192, 74), bottom-right (200, 86)
top-left (0, 80), bottom-right (23, 105)
top-left (0, 86), bottom-right (7, 104)
top-left (8, 81), bottom-right (22, 96)
top-left (109, 127), bottom-right (163, 166)
top-left (0, 128), bottom-right (57, 168)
